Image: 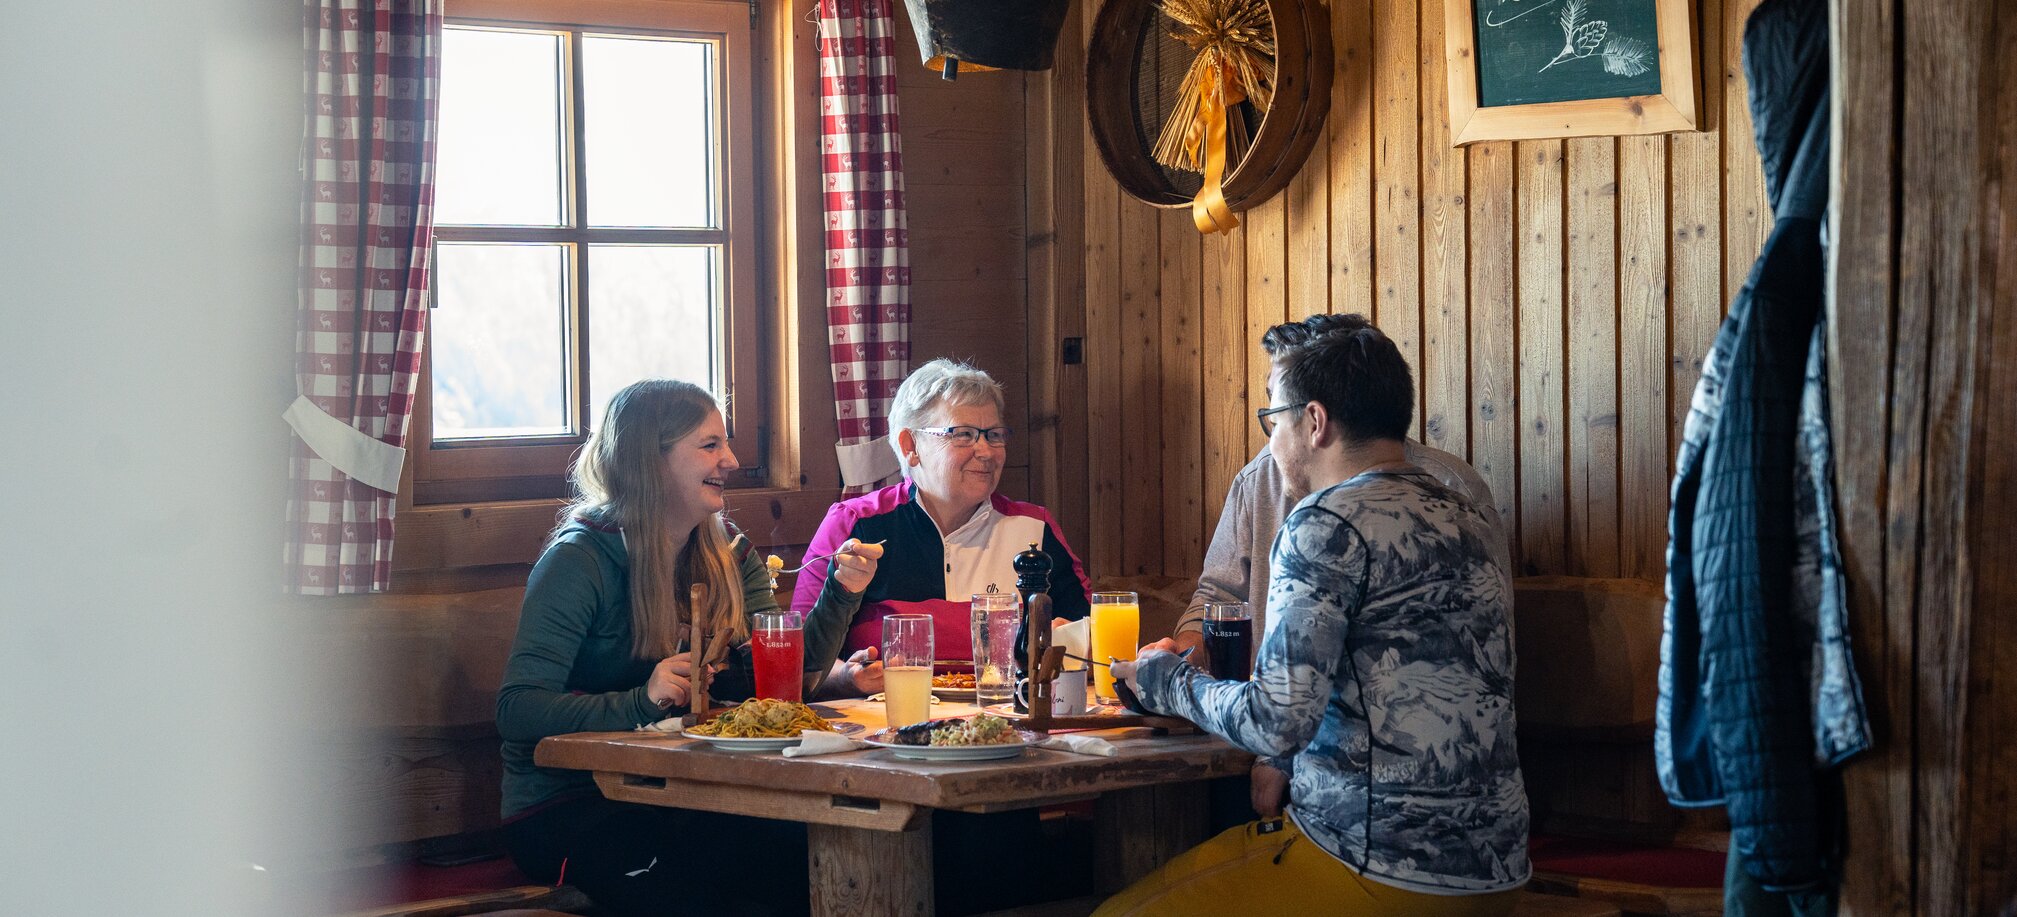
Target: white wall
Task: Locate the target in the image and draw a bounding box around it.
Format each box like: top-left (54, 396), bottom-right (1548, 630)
top-left (0, 3), bottom-right (352, 913)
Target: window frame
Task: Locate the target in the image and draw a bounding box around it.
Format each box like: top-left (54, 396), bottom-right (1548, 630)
top-left (412, 0), bottom-right (766, 506)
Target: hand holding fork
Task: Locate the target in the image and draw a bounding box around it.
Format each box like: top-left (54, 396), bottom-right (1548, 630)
top-left (768, 539), bottom-right (886, 594)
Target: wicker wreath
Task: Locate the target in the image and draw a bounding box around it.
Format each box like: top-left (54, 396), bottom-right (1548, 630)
top-left (1086, 0), bottom-right (1332, 233)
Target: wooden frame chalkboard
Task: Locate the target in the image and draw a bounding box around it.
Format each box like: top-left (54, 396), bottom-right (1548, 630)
top-left (1444, 0), bottom-right (1697, 145)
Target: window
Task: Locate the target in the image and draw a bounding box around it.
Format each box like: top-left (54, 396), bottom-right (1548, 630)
top-left (414, 0), bottom-right (764, 504)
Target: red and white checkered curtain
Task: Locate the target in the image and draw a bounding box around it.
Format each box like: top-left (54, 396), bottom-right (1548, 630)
top-left (818, 0), bottom-right (911, 490)
top-left (285, 0), bottom-right (442, 594)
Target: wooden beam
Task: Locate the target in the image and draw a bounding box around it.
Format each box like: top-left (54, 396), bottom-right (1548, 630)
top-left (1566, 137), bottom-right (1620, 578)
top-left (808, 821), bottom-right (933, 916)
top-left (1516, 139), bottom-right (1567, 576)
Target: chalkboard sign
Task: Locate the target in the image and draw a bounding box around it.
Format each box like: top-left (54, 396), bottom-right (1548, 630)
top-left (1474, 0), bottom-right (1663, 106)
top-left (1442, 0), bottom-right (1697, 145)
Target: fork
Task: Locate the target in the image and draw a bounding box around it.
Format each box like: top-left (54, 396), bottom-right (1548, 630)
top-left (777, 539), bottom-right (887, 575)
top-left (1063, 646), bottom-right (1194, 669)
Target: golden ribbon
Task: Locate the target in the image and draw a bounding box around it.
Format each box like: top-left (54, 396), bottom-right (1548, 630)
top-left (1182, 61), bottom-right (1244, 234)
top-left (1152, 0), bottom-right (1273, 235)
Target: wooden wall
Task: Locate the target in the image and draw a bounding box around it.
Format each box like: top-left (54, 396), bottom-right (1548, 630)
top-left (1030, 0), bottom-right (1773, 584)
top-left (888, 6), bottom-right (1036, 501)
top-left (1831, 0), bottom-right (2017, 911)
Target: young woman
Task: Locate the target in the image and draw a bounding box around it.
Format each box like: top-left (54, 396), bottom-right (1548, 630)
top-left (495, 380), bottom-right (877, 916)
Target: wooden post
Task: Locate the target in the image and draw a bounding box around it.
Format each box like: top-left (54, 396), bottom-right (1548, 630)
top-left (1024, 593), bottom-right (1055, 731)
top-left (1092, 782), bottom-right (1210, 895)
top-left (808, 820), bottom-right (934, 916)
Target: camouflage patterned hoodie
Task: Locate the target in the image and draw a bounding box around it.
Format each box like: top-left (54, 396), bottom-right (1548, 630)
top-left (1136, 467), bottom-right (1531, 895)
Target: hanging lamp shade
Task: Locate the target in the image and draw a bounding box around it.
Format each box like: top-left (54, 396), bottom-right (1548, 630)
top-left (901, 0), bottom-right (1073, 77)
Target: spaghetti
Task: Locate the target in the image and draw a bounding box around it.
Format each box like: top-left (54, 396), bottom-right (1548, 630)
top-left (686, 698), bottom-right (838, 738)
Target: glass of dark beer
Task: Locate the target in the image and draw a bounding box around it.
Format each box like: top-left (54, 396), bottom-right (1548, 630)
top-left (1202, 602), bottom-right (1254, 681)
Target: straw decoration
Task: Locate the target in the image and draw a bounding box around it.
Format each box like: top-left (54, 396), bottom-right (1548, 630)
top-left (1150, 0), bottom-right (1277, 174)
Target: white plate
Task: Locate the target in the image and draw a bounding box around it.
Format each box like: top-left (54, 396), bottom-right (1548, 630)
top-left (861, 727), bottom-right (1040, 761)
top-left (681, 721), bottom-right (863, 753)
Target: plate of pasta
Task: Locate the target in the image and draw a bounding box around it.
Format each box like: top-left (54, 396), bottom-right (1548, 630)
top-left (681, 699), bottom-right (863, 752)
top-left (862, 714), bottom-right (1038, 761)
top-left (928, 671), bottom-right (979, 701)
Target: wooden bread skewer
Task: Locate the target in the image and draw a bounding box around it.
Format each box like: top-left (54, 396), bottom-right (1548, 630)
top-left (1021, 593), bottom-right (1198, 735)
top-left (683, 583), bottom-right (717, 727)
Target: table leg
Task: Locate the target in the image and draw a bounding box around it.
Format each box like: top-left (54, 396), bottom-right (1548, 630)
top-left (1092, 781), bottom-right (1210, 895)
top-left (808, 818), bottom-right (935, 916)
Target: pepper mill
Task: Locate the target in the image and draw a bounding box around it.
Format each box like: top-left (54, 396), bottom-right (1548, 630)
top-left (1011, 542), bottom-right (1051, 714)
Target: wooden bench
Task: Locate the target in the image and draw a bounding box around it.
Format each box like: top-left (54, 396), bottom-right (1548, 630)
top-left (322, 854), bottom-right (592, 917)
top-left (1514, 891), bottom-right (1626, 916)
top-left (339, 885), bottom-right (590, 917)
top-left (1526, 834), bottom-right (1725, 916)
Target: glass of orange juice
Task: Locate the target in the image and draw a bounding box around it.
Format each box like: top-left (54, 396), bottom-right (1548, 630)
top-left (881, 613), bottom-right (934, 727)
top-left (1089, 591), bottom-right (1140, 704)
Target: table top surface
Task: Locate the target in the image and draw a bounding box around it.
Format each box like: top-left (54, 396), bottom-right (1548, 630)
top-left (535, 698), bottom-right (1254, 811)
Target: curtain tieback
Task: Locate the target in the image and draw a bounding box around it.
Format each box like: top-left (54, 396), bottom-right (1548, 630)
top-left (283, 395), bottom-right (407, 493)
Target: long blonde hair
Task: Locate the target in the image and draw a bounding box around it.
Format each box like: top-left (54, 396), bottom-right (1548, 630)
top-left (564, 380), bottom-right (747, 660)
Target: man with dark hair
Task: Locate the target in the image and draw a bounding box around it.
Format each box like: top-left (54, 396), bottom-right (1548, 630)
top-left (1174, 314), bottom-right (1508, 660)
top-left (1101, 321), bottom-right (1529, 916)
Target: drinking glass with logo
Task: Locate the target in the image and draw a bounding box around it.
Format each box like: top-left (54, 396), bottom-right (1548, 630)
top-left (1202, 602), bottom-right (1254, 681)
top-left (970, 592), bottom-right (1020, 706)
top-left (1090, 591), bottom-right (1140, 704)
top-left (881, 613), bottom-right (934, 728)
top-left (751, 611), bottom-right (805, 702)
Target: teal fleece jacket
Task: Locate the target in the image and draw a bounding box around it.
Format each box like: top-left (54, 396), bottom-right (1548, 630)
top-left (496, 517), bottom-right (850, 818)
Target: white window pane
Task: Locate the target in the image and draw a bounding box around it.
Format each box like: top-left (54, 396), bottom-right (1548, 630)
top-left (432, 243), bottom-right (572, 439)
top-left (588, 245), bottom-right (716, 429)
top-left (436, 28), bottom-right (565, 226)
top-left (582, 35), bottom-right (715, 228)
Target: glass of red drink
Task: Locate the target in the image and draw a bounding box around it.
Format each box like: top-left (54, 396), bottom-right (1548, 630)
top-left (752, 611), bottom-right (805, 701)
top-left (1202, 602), bottom-right (1253, 681)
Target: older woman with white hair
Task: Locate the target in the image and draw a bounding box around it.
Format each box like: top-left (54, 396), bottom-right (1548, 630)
top-left (791, 357), bottom-right (1093, 695)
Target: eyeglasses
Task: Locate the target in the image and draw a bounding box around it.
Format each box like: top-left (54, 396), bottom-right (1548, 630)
top-left (914, 425), bottom-right (1012, 447)
top-left (1254, 403), bottom-right (1308, 437)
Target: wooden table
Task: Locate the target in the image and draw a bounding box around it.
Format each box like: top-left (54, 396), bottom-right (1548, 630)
top-left (534, 699), bottom-right (1254, 915)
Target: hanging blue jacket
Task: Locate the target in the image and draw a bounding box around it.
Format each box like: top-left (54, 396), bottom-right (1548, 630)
top-left (1656, 0), bottom-right (1870, 895)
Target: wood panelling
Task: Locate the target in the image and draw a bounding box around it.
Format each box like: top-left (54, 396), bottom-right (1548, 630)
top-left (1566, 137), bottom-right (1619, 579)
top-left (1469, 141), bottom-right (1519, 531)
top-left (1119, 184), bottom-right (1163, 575)
top-left (1045, 0), bottom-right (1775, 584)
top-left (1160, 207), bottom-right (1205, 572)
top-left (1828, 0), bottom-right (2017, 911)
top-left (1419, 0), bottom-right (1468, 457)
top-left (1327, 0), bottom-right (1374, 321)
top-left (1618, 136), bottom-right (1670, 583)
top-left (1244, 196), bottom-right (1288, 456)
top-left (896, 2), bottom-right (1032, 480)
top-left (1516, 139), bottom-right (1568, 576)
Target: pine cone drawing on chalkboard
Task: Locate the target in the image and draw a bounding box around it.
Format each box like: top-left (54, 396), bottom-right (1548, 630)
top-left (1541, 0), bottom-right (1608, 72)
top-left (1601, 35), bottom-right (1652, 76)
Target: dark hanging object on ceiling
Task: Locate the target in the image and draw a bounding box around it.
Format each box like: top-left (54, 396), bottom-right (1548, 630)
top-left (901, 0), bottom-right (1073, 79)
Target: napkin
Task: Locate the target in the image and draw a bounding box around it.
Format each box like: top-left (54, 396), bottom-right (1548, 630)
top-left (784, 731), bottom-right (868, 757)
top-left (1040, 734), bottom-right (1117, 757)
top-left (1053, 617), bottom-right (1091, 671)
top-left (639, 716), bottom-right (683, 734)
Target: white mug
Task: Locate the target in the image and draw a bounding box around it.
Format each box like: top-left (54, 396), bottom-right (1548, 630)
top-left (1016, 667), bottom-right (1088, 716)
